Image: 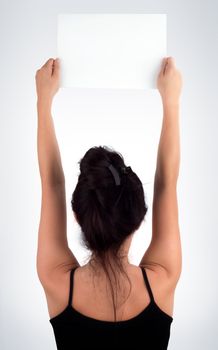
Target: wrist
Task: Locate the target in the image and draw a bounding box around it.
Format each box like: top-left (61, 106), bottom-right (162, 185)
top-left (37, 97), bottom-right (52, 110)
top-left (162, 99), bottom-right (180, 110)
top-left (37, 97), bottom-right (52, 112)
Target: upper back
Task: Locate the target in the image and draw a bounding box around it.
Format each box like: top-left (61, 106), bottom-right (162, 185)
top-left (46, 263), bottom-right (175, 349)
top-left (46, 263), bottom-right (176, 321)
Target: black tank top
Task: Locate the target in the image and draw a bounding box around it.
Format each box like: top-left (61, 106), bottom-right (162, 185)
top-left (49, 266), bottom-right (173, 349)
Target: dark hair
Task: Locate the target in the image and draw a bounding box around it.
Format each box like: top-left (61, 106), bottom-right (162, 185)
top-left (71, 145), bottom-right (148, 321)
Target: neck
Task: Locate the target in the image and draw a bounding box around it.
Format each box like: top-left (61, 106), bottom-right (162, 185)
top-left (86, 254), bottom-right (131, 275)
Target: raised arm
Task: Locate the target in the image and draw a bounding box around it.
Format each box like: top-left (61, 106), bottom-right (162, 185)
top-left (140, 57), bottom-right (183, 285)
top-left (35, 58), bottom-right (79, 289)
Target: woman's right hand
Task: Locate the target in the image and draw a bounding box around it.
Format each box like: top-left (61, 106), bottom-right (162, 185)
top-left (157, 57), bottom-right (183, 106)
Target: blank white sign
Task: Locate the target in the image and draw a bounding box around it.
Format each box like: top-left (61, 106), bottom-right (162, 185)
top-left (57, 14), bottom-right (167, 89)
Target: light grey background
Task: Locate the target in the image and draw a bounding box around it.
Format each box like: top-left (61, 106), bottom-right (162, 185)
top-left (0, 0), bottom-right (218, 349)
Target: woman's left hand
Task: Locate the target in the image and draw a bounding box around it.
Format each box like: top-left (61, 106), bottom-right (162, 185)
top-left (35, 58), bottom-right (60, 102)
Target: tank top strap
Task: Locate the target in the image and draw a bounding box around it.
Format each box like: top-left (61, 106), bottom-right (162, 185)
top-left (140, 266), bottom-right (155, 302)
top-left (68, 266), bottom-right (79, 307)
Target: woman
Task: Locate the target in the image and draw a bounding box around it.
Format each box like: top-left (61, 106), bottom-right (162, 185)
top-left (35, 56), bottom-right (182, 349)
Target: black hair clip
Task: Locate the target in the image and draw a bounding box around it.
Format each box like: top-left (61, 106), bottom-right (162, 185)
top-left (101, 160), bottom-right (132, 186)
top-left (107, 164), bottom-right (121, 186)
top-left (120, 166), bottom-right (132, 174)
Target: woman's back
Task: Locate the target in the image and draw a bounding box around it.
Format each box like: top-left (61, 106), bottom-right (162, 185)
top-left (46, 263), bottom-right (175, 349)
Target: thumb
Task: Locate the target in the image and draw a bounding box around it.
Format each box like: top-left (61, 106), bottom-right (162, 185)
top-left (52, 58), bottom-right (60, 77)
top-left (159, 57), bottom-right (167, 73)
top-left (159, 57), bottom-right (169, 75)
top-left (161, 57), bottom-right (175, 75)
top-left (165, 57), bottom-right (175, 69)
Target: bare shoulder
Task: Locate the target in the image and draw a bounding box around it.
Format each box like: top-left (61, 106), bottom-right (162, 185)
top-left (40, 263), bottom-right (80, 320)
top-left (139, 263), bottom-right (180, 291)
top-left (138, 263), bottom-right (180, 318)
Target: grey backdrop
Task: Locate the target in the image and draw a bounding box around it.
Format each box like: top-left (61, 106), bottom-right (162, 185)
top-left (0, 0), bottom-right (218, 349)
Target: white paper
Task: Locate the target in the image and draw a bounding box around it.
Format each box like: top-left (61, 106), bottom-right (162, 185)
top-left (57, 14), bottom-right (167, 89)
